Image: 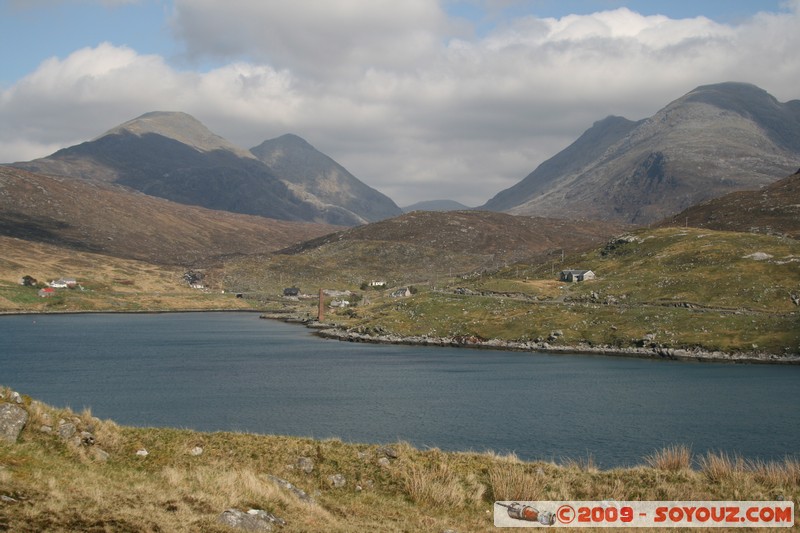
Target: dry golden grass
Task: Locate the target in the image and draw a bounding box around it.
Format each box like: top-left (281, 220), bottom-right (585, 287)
top-left (2, 389), bottom-right (798, 532)
top-left (644, 444), bottom-right (693, 472)
top-left (0, 236), bottom-right (254, 313)
top-left (488, 463), bottom-right (545, 501)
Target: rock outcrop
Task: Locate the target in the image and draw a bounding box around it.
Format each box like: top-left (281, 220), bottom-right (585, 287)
top-left (0, 403), bottom-right (28, 443)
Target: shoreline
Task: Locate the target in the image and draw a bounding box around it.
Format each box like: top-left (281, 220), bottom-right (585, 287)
top-left (3, 308), bottom-right (796, 364)
top-left (258, 313), bottom-right (800, 365)
top-left (0, 308), bottom-right (261, 317)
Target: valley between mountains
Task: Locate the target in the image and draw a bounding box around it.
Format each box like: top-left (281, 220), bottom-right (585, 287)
top-left (1, 82), bottom-right (798, 362)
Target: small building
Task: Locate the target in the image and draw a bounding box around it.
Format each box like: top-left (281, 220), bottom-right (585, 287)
top-left (391, 287), bottom-right (412, 298)
top-left (38, 287), bottom-right (56, 298)
top-left (283, 287), bottom-right (301, 297)
top-left (368, 280), bottom-right (387, 288)
top-left (50, 278), bottom-right (77, 289)
top-left (559, 270), bottom-right (595, 283)
top-left (330, 299), bottom-right (350, 308)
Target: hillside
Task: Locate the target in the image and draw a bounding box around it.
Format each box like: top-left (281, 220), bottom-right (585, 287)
top-left (11, 112), bottom-right (391, 226)
top-left (251, 134), bottom-right (401, 224)
top-left (0, 236), bottom-right (253, 313)
top-left (313, 227), bottom-right (800, 359)
top-left (0, 166), bottom-right (339, 265)
top-left (223, 211), bottom-right (627, 293)
top-left (2, 388), bottom-right (797, 531)
top-left (658, 170), bottom-right (800, 239)
top-left (482, 82), bottom-right (800, 224)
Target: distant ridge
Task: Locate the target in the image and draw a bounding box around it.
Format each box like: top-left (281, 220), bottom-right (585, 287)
top-left (481, 82), bottom-right (800, 224)
top-left (402, 199), bottom-right (472, 212)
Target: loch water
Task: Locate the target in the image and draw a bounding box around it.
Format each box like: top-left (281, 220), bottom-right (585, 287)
top-left (1, 312), bottom-right (798, 468)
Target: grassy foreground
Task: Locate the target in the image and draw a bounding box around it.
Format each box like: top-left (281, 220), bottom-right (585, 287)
top-left (1, 388), bottom-right (798, 532)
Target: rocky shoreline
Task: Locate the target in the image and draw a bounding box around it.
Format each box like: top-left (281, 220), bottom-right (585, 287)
top-left (316, 327), bottom-right (800, 364)
top-left (259, 313), bottom-right (800, 365)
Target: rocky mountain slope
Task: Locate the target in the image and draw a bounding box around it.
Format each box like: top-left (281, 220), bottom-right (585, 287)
top-left (658, 169), bottom-right (800, 239)
top-left (250, 134), bottom-right (401, 224)
top-left (482, 82), bottom-right (800, 224)
top-left (0, 166), bottom-right (339, 265)
top-left (11, 112), bottom-right (396, 226)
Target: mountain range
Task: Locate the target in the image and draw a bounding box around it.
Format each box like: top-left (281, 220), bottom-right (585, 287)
top-left (483, 82), bottom-right (800, 224)
top-left (12, 112), bottom-right (401, 226)
top-left (8, 82), bottom-right (800, 229)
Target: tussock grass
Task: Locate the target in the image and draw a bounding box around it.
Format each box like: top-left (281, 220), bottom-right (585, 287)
top-left (699, 451), bottom-right (747, 483)
top-left (644, 444), bottom-right (693, 472)
top-left (402, 462), bottom-right (472, 507)
top-left (2, 391), bottom-right (799, 531)
top-left (488, 463), bottom-right (545, 501)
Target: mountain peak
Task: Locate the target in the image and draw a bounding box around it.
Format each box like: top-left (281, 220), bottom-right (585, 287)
top-left (482, 82), bottom-right (800, 224)
top-left (97, 111), bottom-right (254, 158)
top-left (250, 134), bottom-right (402, 223)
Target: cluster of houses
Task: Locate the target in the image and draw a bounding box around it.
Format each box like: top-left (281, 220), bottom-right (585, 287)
top-left (31, 277), bottom-right (79, 298)
top-left (282, 281), bottom-right (414, 309)
top-left (277, 270), bottom-right (595, 311)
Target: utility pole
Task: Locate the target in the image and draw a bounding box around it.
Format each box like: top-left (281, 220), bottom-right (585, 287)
top-left (318, 288), bottom-right (324, 322)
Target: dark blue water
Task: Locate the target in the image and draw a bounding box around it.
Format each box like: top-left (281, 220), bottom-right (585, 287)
top-left (1, 312), bottom-right (798, 468)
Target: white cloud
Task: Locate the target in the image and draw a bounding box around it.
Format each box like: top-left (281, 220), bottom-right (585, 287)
top-left (8, 0), bottom-right (139, 7)
top-left (170, 0), bottom-right (453, 78)
top-left (2, 4), bottom-right (799, 206)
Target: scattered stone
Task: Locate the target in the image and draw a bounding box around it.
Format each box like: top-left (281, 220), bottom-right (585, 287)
top-left (217, 508), bottom-right (285, 531)
top-left (377, 457), bottom-right (391, 468)
top-left (744, 252), bottom-right (773, 261)
top-left (9, 392), bottom-right (22, 404)
top-left (136, 448), bottom-right (149, 457)
top-left (190, 446), bottom-right (204, 456)
top-left (266, 475), bottom-right (314, 503)
top-left (791, 294), bottom-right (800, 306)
top-left (547, 330), bottom-right (563, 342)
top-left (0, 403), bottom-right (29, 443)
top-left (378, 446), bottom-right (399, 459)
top-left (328, 474), bottom-right (346, 488)
top-left (80, 431), bottom-right (95, 446)
top-left (39, 425), bottom-right (53, 434)
top-left (357, 451), bottom-right (368, 461)
top-left (1, 495), bottom-right (18, 503)
top-left (355, 485), bottom-right (362, 492)
top-left (297, 456), bottom-right (314, 474)
top-left (57, 422), bottom-right (76, 440)
top-left (90, 447), bottom-right (110, 462)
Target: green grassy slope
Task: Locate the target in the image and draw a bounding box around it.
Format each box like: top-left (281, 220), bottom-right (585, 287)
top-left (322, 228), bottom-right (800, 357)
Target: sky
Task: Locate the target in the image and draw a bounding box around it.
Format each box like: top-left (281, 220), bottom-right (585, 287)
top-left (1, 1), bottom-right (799, 208)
